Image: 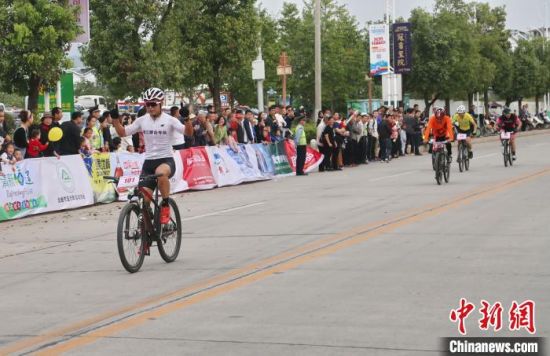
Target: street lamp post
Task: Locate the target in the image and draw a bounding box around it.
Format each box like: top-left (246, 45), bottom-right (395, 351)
top-left (252, 47), bottom-right (266, 112)
top-left (314, 0), bottom-right (321, 119)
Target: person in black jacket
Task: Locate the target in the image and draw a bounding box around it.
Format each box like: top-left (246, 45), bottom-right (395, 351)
top-left (243, 110), bottom-right (256, 143)
top-left (59, 112), bottom-right (84, 155)
top-left (378, 115), bottom-right (392, 162)
top-left (13, 110), bottom-right (33, 158)
top-left (403, 108), bottom-right (421, 155)
top-left (99, 111), bottom-right (113, 152)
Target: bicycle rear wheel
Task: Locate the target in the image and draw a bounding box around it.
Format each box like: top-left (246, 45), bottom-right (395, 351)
top-left (157, 198), bottom-right (182, 263)
top-left (463, 145), bottom-right (470, 171)
top-left (117, 203), bottom-right (145, 273)
top-left (444, 154), bottom-right (450, 183)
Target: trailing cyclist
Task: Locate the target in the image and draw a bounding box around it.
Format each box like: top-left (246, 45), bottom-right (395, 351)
top-left (423, 107), bottom-right (454, 163)
top-left (452, 105), bottom-right (477, 159)
top-left (496, 107), bottom-right (522, 161)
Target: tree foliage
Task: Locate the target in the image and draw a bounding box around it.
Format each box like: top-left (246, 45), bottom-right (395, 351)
top-left (0, 0), bottom-right (80, 113)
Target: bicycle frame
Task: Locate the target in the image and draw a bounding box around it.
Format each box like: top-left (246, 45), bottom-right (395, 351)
top-left (129, 186), bottom-right (161, 240)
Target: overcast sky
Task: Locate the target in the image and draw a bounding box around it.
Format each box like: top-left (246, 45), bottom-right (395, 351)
top-left (258, 0), bottom-right (550, 31)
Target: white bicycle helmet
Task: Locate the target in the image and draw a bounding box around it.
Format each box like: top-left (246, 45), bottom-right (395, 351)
top-left (143, 87), bottom-right (165, 102)
top-left (456, 105), bottom-right (466, 114)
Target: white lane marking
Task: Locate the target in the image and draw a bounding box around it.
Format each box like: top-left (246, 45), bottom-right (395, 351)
top-left (369, 170), bottom-right (417, 182)
top-left (182, 202), bottom-right (265, 221)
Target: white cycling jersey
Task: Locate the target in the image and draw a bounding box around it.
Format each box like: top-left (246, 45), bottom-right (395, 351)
top-left (124, 112), bottom-right (184, 160)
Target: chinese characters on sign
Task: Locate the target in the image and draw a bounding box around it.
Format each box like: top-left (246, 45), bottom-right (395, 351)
top-left (392, 23), bottom-right (412, 74)
top-left (450, 299), bottom-right (536, 335)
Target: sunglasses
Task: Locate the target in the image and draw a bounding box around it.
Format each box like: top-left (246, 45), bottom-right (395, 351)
top-left (145, 101), bottom-right (159, 108)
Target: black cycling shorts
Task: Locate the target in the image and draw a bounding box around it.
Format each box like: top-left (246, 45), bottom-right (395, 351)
top-left (457, 127), bottom-right (473, 136)
top-left (139, 157), bottom-right (176, 190)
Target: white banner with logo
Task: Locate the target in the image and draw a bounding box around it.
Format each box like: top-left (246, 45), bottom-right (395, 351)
top-left (0, 156), bottom-right (93, 221)
top-left (243, 144), bottom-right (268, 180)
top-left (170, 150), bottom-right (189, 193)
top-left (224, 144), bottom-right (263, 182)
top-left (369, 24), bottom-right (390, 76)
top-left (206, 146), bottom-right (245, 187)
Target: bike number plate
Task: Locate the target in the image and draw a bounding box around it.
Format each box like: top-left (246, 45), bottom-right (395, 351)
top-left (457, 133), bottom-right (467, 140)
top-left (117, 175), bottom-right (139, 189)
top-left (501, 132), bottom-right (511, 140)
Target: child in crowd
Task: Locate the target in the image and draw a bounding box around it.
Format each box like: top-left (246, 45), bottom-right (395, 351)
top-left (127, 145), bottom-right (135, 153)
top-left (14, 149), bottom-right (23, 162)
top-left (271, 128), bottom-right (283, 142)
top-left (79, 137), bottom-right (91, 157)
top-left (0, 142), bottom-right (16, 164)
top-left (0, 134), bottom-right (12, 153)
top-left (82, 128), bottom-right (95, 154)
top-left (112, 137), bottom-right (122, 152)
top-left (27, 129), bottom-right (49, 158)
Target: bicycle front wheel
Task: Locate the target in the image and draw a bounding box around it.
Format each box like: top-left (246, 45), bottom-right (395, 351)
top-left (117, 203), bottom-right (145, 273)
top-left (157, 198), bottom-right (182, 263)
top-left (435, 152), bottom-right (443, 185)
top-left (503, 141), bottom-right (509, 167)
top-left (458, 143), bottom-right (464, 172)
top-left (444, 155), bottom-right (450, 183)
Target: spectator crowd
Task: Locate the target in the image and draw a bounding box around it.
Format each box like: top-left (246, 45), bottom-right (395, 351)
top-left (0, 103), bottom-right (430, 175)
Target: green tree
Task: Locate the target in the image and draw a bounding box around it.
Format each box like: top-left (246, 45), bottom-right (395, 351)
top-left (512, 40), bottom-right (541, 109)
top-left (81, 0), bottom-right (170, 99)
top-left (0, 0), bottom-right (80, 113)
top-left (469, 2), bottom-right (509, 115)
top-left (277, 0), bottom-right (367, 112)
top-left (162, 0), bottom-right (259, 112)
top-left (225, 8), bottom-right (281, 108)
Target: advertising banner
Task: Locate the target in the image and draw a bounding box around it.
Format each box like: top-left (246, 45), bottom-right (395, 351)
top-left (0, 156), bottom-right (93, 221)
top-left (180, 147), bottom-right (216, 190)
top-left (206, 146), bottom-right (245, 187)
top-left (83, 152), bottom-right (116, 203)
top-left (269, 141), bottom-right (293, 176)
top-left (283, 141), bottom-right (324, 173)
top-left (369, 24), bottom-right (390, 76)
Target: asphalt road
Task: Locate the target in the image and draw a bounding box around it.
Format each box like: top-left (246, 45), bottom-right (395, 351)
top-left (1, 132), bottom-right (549, 355)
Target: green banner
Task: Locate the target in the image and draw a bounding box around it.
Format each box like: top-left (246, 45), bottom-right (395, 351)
top-left (38, 73), bottom-right (75, 113)
top-left (269, 141), bottom-right (293, 175)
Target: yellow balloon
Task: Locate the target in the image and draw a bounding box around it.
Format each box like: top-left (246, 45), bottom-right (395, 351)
top-left (48, 127), bottom-right (63, 142)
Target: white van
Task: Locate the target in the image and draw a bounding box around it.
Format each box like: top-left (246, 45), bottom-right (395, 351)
top-left (75, 95), bottom-right (107, 111)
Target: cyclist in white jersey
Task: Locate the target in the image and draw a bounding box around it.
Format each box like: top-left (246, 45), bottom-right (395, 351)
top-left (111, 88), bottom-right (185, 224)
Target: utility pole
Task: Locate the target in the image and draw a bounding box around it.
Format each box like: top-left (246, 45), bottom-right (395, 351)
top-left (314, 0), bottom-right (322, 119)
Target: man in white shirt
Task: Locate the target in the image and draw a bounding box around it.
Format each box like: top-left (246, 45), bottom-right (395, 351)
top-left (112, 88), bottom-right (185, 225)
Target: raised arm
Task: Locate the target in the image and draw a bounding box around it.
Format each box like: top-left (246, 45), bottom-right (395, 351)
top-left (110, 109), bottom-right (127, 137)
